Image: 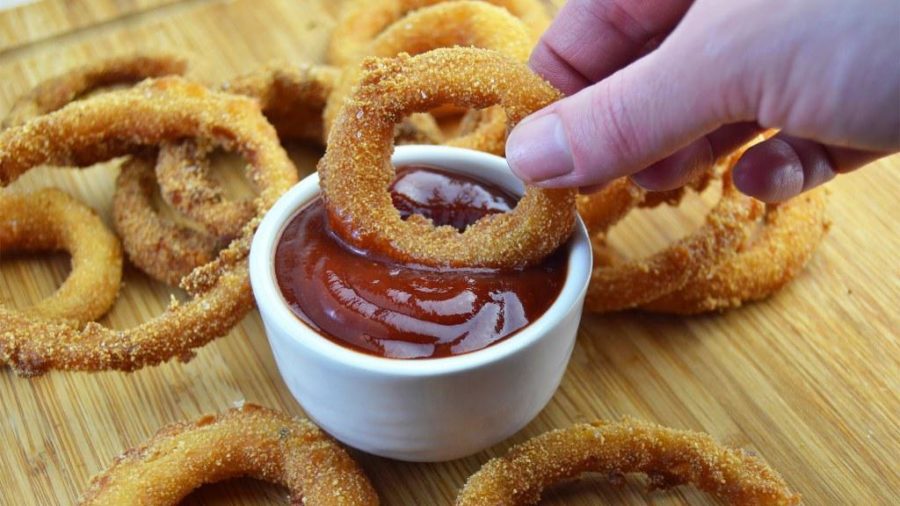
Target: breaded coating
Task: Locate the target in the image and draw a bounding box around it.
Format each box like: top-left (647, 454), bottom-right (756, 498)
top-left (78, 404), bottom-right (379, 505)
top-left (319, 48), bottom-right (576, 269)
top-left (457, 418), bottom-right (800, 505)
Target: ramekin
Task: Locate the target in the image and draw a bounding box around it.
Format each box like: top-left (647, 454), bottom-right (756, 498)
top-left (249, 145), bottom-right (592, 461)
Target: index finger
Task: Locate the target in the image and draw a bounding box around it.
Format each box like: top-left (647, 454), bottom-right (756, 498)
top-left (532, 0), bottom-right (694, 95)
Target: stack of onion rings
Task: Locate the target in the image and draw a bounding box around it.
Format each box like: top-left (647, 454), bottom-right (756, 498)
top-left (577, 134), bottom-right (828, 314)
top-left (320, 48), bottom-right (576, 269)
top-left (112, 154), bottom-right (224, 287)
top-left (456, 418), bottom-right (800, 505)
top-left (0, 188), bottom-right (122, 326)
top-left (583, 153), bottom-right (763, 313)
top-left (78, 403), bottom-right (379, 505)
top-left (323, 1), bottom-right (533, 155)
top-left (149, 63), bottom-right (338, 253)
top-left (327, 0), bottom-right (550, 66)
top-left (0, 76), bottom-right (296, 375)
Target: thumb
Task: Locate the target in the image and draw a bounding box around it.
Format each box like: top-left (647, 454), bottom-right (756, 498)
top-left (507, 47), bottom-right (730, 188)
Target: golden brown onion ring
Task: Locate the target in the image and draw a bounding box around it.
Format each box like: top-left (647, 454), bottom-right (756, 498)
top-left (319, 48), bottom-right (575, 269)
top-left (78, 403), bottom-right (379, 505)
top-left (328, 0), bottom-right (549, 66)
top-left (0, 188), bottom-right (122, 326)
top-left (456, 418), bottom-right (800, 505)
top-left (3, 53), bottom-right (187, 128)
top-left (0, 77), bottom-right (296, 376)
top-left (641, 188), bottom-right (829, 314)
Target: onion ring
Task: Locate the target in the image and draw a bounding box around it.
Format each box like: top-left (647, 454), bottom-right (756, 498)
top-left (324, 1), bottom-right (532, 156)
top-left (113, 155), bottom-right (223, 287)
top-left (584, 151), bottom-right (763, 313)
top-left (641, 188), bottom-right (830, 314)
top-left (328, 0), bottom-right (550, 66)
top-left (456, 418), bottom-right (800, 505)
top-left (78, 403), bottom-right (379, 505)
top-left (319, 48), bottom-right (575, 269)
top-left (0, 76), bottom-right (296, 376)
top-left (2, 53), bottom-right (187, 128)
top-left (0, 188), bottom-right (122, 326)
top-left (155, 63), bottom-right (338, 240)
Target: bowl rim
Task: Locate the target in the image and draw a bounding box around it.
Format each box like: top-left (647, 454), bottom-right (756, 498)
top-left (249, 145), bottom-right (592, 377)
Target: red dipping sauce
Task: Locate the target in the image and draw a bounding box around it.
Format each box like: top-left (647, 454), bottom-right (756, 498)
top-left (274, 165), bottom-right (567, 359)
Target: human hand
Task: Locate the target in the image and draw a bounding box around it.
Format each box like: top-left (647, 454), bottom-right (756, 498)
top-left (506, 0), bottom-right (900, 202)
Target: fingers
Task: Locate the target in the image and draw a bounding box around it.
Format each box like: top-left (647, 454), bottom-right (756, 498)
top-left (733, 134), bottom-right (886, 202)
top-left (529, 0), bottom-right (693, 95)
top-left (508, 46), bottom-right (727, 188)
top-left (630, 122), bottom-right (760, 191)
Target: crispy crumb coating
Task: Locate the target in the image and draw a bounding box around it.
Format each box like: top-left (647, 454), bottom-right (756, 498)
top-left (78, 404), bottom-right (379, 505)
top-left (2, 53), bottom-right (188, 128)
top-left (0, 188), bottom-right (122, 326)
top-left (0, 77), bottom-right (297, 375)
top-left (319, 48), bottom-right (576, 268)
top-left (156, 63), bottom-right (338, 239)
top-left (155, 140), bottom-right (256, 240)
top-left (323, 1), bottom-right (533, 155)
top-left (328, 0), bottom-right (549, 65)
top-left (113, 155), bottom-right (223, 286)
top-left (456, 418), bottom-right (800, 506)
top-left (584, 151), bottom-right (763, 313)
top-left (641, 188), bottom-right (830, 314)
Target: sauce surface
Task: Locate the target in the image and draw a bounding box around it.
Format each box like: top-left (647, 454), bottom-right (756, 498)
top-left (274, 165), bottom-right (567, 359)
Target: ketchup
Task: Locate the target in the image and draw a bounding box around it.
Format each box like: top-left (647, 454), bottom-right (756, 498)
top-left (274, 165), bottom-right (567, 359)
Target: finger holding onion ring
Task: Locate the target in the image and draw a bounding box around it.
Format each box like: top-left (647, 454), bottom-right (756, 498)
top-left (319, 48), bottom-right (576, 269)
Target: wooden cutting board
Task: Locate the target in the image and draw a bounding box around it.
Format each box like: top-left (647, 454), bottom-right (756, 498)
top-left (1, 1), bottom-right (897, 504)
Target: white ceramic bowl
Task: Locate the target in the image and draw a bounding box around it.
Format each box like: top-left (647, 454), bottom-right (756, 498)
top-left (250, 145), bottom-right (592, 461)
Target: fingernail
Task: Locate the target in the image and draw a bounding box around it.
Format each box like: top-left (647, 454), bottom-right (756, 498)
top-left (506, 113), bottom-right (574, 183)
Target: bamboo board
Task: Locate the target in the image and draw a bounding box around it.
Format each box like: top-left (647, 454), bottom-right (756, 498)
top-left (0, 1), bottom-right (898, 504)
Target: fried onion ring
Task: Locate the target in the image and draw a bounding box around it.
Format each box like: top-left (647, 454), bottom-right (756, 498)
top-left (319, 48), bottom-right (575, 269)
top-left (3, 53), bottom-right (187, 128)
top-left (0, 188), bottom-right (122, 326)
top-left (113, 155), bottom-right (222, 286)
top-left (456, 418), bottom-right (800, 505)
top-left (78, 403), bottom-right (379, 505)
top-left (323, 1), bottom-right (533, 155)
top-left (641, 188), bottom-right (830, 314)
top-left (155, 63), bottom-right (338, 240)
top-left (0, 76), bottom-right (296, 375)
top-left (584, 151), bottom-right (763, 313)
top-left (328, 0), bottom-right (550, 65)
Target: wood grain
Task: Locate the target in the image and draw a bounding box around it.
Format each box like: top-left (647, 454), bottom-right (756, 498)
top-left (0, 1), bottom-right (897, 504)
